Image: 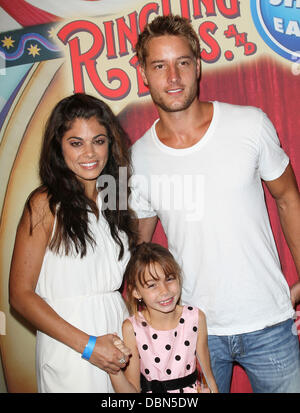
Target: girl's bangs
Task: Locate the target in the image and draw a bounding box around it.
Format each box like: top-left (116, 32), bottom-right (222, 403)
top-left (137, 258), bottom-right (180, 286)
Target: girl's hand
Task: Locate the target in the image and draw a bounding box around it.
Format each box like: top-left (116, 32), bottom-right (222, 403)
top-left (112, 333), bottom-right (132, 358)
top-left (197, 384), bottom-right (211, 393)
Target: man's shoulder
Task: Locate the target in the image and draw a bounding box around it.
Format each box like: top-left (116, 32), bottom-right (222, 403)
top-left (215, 101), bottom-right (265, 133)
top-left (216, 100), bottom-right (262, 116)
top-left (131, 120), bottom-right (157, 154)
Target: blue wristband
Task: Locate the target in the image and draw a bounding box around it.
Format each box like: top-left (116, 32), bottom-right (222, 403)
top-left (81, 336), bottom-right (97, 360)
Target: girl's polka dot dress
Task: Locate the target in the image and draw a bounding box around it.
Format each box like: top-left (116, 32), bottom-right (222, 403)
top-left (128, 306), bottom-right (199, 393)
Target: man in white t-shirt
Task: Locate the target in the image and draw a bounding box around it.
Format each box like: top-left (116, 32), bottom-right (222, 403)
top-left (130, 15), bottom-right (300, 392)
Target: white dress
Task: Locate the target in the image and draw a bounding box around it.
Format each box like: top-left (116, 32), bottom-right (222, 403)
top-left (35, 195), bottom-right (130, 393)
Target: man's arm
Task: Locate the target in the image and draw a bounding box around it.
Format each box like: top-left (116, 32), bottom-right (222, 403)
top-left (264, 163), bottom-right (300, 306)
top-left (137, 216), bottom-right (158, 243)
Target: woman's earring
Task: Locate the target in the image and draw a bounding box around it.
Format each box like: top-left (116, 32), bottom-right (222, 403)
top-left (138, 298), bottom-right (142, 303)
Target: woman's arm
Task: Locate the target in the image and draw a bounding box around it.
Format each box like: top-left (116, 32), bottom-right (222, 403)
top-left (109, 319), bottom-right (141, 392)
top-left (9, 191), bottom-right (127, 374)
top-left (196, 309), bottom-right (219, 393)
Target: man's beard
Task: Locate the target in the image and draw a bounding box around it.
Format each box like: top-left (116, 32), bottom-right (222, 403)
top-left (150, 84), bottom-right (199, 113)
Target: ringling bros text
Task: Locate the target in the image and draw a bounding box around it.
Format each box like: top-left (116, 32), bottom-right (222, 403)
top-left (57, 0), bottom-right (256, 101)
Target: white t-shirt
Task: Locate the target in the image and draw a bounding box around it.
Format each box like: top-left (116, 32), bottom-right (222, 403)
top-left (130, 101), bottom-right (294, 335)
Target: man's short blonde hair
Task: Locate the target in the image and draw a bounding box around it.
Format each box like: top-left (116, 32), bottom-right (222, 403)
top-left (135, 14), bottom-right (201, 67)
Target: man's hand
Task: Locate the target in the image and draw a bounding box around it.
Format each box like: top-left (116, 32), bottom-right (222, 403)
top-left (290, 281), bottom-right (300, 308)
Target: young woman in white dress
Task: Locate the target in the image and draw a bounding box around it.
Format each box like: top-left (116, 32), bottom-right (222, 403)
top-left (9, 93), bottom-right (137, 392)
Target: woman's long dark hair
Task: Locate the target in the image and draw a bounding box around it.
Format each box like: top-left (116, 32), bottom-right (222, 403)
top-left (27, 93), bottom-right (137, 258)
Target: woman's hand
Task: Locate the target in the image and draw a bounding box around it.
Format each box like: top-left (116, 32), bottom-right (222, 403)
top-left (88, 334), bottom-right (131, 374)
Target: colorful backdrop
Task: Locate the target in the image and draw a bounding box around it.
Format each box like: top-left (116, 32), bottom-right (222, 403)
top-left (0, 0), bottom-right (299, 393)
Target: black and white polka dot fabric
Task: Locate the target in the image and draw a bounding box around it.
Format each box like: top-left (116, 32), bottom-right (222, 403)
top-left (128, 306), bottom-right (199, 393)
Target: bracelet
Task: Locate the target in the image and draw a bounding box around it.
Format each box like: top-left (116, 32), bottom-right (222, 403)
top-left (81, 336), bottom-right (97, 360)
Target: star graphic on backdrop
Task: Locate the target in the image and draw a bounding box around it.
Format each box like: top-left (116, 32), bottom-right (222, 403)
top-left (48, 27), bottom-right (57, 39)
top-left (27, 44), bottom-right (41, 57)
top-left (1, 36), bottom-right (15, 49)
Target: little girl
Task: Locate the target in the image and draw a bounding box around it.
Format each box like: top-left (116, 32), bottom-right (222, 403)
top-left (110, 242), bottom-right (218, 393)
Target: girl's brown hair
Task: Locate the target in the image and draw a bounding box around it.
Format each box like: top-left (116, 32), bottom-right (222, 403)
top-left (124, 242), bottom-right (182, 315)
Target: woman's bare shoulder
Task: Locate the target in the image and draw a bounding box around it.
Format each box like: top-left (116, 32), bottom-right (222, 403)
top-left (22, 187), bottom-right (54, 234)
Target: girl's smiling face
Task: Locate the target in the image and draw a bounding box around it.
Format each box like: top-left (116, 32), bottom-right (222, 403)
top-left (133, 261), bottom-right (181, 316)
